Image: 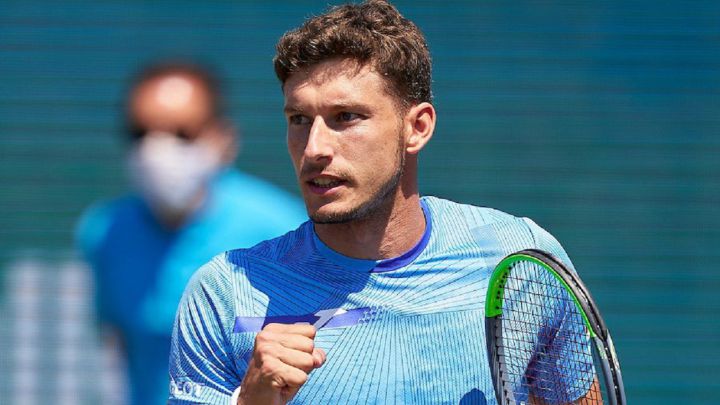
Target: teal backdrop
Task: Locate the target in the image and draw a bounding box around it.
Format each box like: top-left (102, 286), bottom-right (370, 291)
top-left (1, 1), bottom-right (718, 404)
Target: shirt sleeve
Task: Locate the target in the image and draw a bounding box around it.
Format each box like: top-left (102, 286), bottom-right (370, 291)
top-left (522, 217), bottom-right (574, 268)
top-left (168, 257), bottom-right (241, 404)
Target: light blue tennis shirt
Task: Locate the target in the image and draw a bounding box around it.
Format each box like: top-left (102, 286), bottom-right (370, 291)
top-left (77, 169), bottom-right (307, 405)
top-left (169, 196), bottom-right (588, 404)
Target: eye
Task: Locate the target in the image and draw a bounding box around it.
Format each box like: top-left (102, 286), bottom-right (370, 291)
top-left (338, 112), bottom-right (362, 123)
top-left (289, 114), bottom-right (311, 125)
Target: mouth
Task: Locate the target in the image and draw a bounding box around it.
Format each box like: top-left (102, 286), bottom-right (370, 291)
top-left (306, 175), bottom-right (347, 195)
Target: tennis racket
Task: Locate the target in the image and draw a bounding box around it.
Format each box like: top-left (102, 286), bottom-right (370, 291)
top-left (485, 249), bottom-right (625, 405)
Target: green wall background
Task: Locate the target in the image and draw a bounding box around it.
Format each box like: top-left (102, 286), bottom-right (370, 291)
top-left (1, 1), bottom-right (718, 403)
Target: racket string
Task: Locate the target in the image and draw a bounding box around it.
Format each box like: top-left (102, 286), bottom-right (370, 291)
top-left (495, 261), bottom-right (602, 404)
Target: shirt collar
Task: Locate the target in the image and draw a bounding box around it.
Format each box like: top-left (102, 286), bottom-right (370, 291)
top-left (311, 199), bottom-right (432, 273)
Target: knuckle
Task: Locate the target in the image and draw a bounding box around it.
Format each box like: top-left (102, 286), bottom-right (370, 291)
top-left (285, 335), bottom-right (314, 352)
top-left (272, 374), bottom-right (289, 389)
top-left (296, 372), bottom-right (309, 386)
top-left (259, 361), bottom-right (279, 379)
top-left (255, 330), bottom-right (274, 344)
top-left (257, 348), bottom-right (277, 362)
top-left (301, 324), bottom-right (317, 337)
top-left (301, 340), bottom-right (315, 353)
top-left (286, 371), bottom-right (308, 387)
top-left (254, 341), bottom-right (272, 356)
top-left (263, 323), bottom-right (284, 332)
top-left (253, 343), bottom-right (277, 366)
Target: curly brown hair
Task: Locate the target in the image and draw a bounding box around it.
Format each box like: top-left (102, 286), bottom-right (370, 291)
top-left (273, 0), bottom-right (432, 108)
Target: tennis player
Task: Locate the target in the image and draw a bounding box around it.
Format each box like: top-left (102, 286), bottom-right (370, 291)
top-left (168, 1), bottom-right (594, 404)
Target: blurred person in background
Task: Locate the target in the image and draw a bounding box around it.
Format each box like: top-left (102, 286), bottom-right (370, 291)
top-left (76, 62), bottom-right (307, 405)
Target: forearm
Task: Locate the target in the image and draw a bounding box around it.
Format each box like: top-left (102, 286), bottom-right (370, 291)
top-left (575, 377), bottom-right (602, 404)
top-left (527, 377), bottom-right (603, 405)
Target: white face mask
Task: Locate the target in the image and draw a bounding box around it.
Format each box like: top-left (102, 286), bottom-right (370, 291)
top-left (128, 131), bottom-right (222, 217)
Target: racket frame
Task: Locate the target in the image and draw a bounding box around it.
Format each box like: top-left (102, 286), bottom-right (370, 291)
top-left (485, 249), bottom-right (626, 405)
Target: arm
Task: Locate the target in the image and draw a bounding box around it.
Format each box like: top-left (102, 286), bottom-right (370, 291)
top-left (528, 377), bottom-right (602, 404)
top-left (576, 378), bottom-right (603, 404)
top-left (169, 258), bottom-right (325, 405)
top-left (168, 260), bottom-right (241, 404)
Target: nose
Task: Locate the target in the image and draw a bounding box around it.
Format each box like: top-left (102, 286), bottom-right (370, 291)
top-left (304, 117), bottom-right (334, 162)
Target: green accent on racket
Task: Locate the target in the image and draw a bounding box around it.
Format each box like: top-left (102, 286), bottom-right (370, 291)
top-left (486, 253), bottom-right (595, 338)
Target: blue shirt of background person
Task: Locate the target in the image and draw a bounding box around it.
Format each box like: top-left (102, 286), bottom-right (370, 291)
top-left (75, 62), bottom-right (307, 405)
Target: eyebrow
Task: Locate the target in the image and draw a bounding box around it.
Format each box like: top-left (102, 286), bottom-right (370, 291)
top-left (332, 101), bottom-right (367, 111)
top-left (283, 105), bottom-right (303, 115)
top-left (284, 101), bottom-right (369, 115)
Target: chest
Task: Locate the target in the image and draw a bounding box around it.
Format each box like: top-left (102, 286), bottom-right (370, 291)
top-left (235, 258), bottom-right (500, 403)
top-left (296, 309), bottom-right (496, 404)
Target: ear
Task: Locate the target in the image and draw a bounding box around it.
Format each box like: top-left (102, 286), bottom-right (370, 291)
top-left (403, 102), bottom-right (435, 154)
top-left (221, 122), bottom-right (240, 164)
top-left (205, 119), bottom-right (239, 164)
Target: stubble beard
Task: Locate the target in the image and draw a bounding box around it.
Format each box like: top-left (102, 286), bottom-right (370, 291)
top-left (310, 137), bottom-right (405, 225)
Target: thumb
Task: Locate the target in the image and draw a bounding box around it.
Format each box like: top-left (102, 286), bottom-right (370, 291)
top-left (312, 348), bottom-right (327, 368)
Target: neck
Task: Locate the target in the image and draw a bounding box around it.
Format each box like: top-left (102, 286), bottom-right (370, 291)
top-left (314, 187), bottom-right (426, 261)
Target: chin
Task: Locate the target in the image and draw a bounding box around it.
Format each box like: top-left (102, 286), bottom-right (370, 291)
top-left (309, 206), bottom-right (355, 224)
top-left (310, 195), bottom-right (391, 225)
top-left (306, 199), bottom-right (357, 224)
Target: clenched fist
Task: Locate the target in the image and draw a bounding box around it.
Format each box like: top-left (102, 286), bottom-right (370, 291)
top-left (237, 323), bottom-right (326, 405)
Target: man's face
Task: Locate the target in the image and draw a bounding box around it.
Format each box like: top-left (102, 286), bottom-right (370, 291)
top-left (284, 59), bottom-right (407, 224)
top-left (126, 74), bottom-right (234, 220)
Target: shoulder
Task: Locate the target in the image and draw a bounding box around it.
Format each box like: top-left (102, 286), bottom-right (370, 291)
top-left (422, 195), bottom-right (531, 233)
top-left (422, 196), bottom-right (514, 223)
top-left (182, 253), bottom-right (236, 300)
top-left (187, 221), bottom-right (312, 287)
top-left (176, 252), bottom-right (239, 329)
top-left (224, 221), bottom-right (313, 269)
top-left (75, 195), bottom-right (147, 258)
top-left (422, 196), bottom-right (569, 261)
top-left (180, 222), bottom-right (313, 311)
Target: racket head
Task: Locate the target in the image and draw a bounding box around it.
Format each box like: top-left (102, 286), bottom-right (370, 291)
top-left (485, 249), bottom-right (625, 405)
